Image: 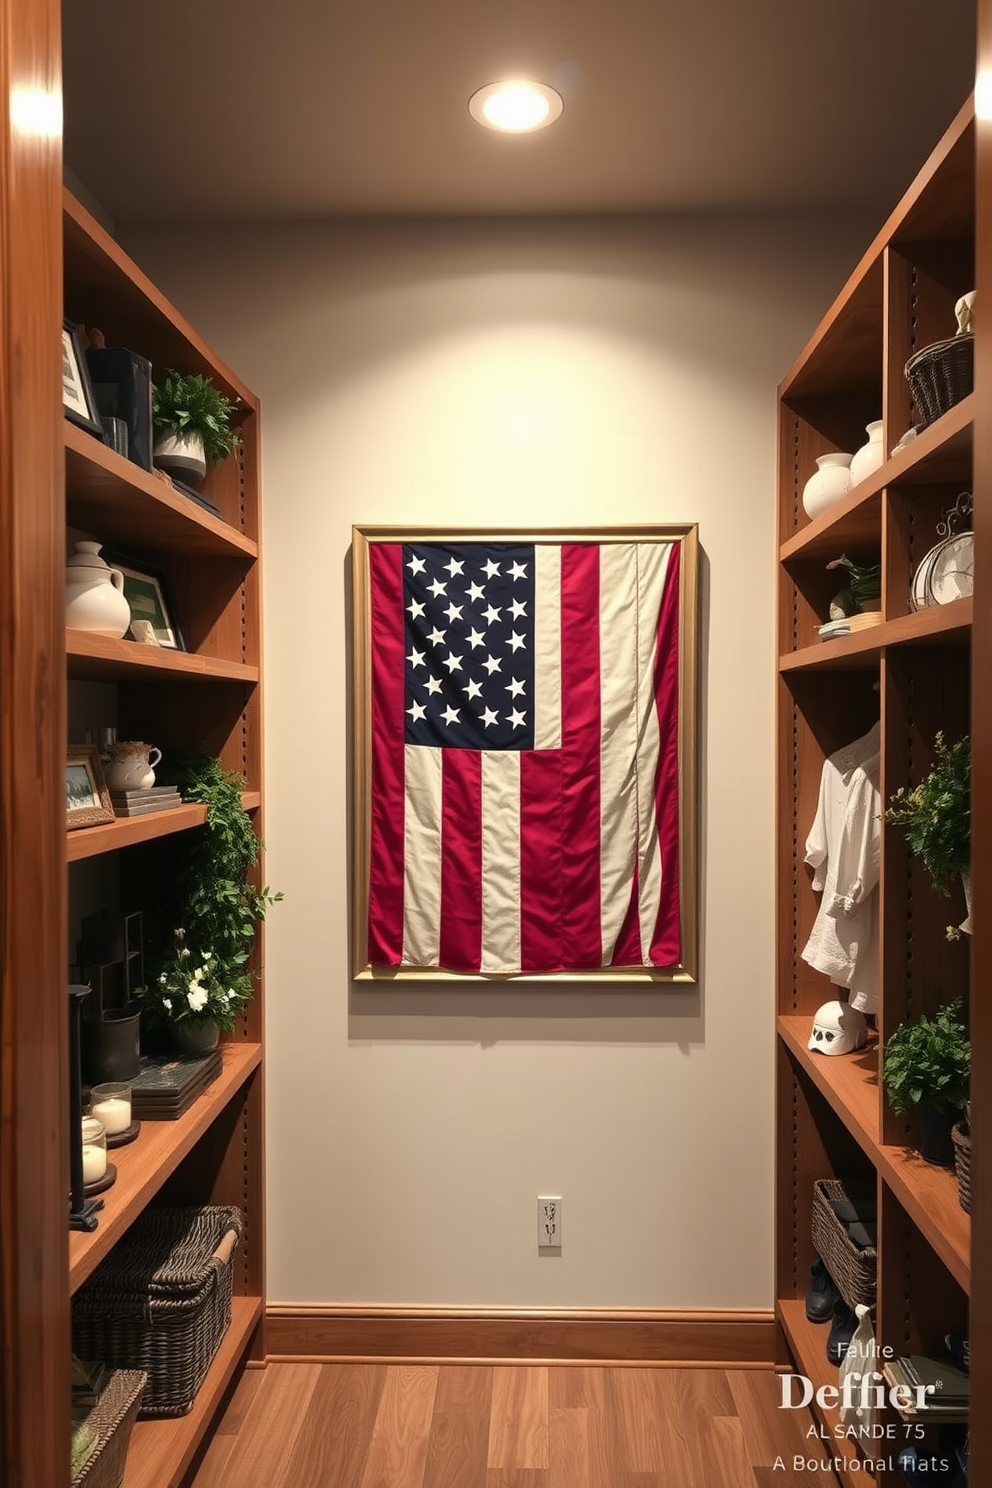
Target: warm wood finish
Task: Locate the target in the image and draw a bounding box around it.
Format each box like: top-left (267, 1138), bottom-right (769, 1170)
top-left (63, 192), bottom-right (257, 411)
top-left (122, 1296), bottom-right (262, 1488)
top-left (265, 1306), bottom-right (775, 1365)
top-left (779, 596), bottom-right (972, 672)
top-left (191, 1363), bottom-right (842, 1488)
top-left (775, 86), bottom-right (983, 1482)
top-left (67, 629), bottom-right (260, 683)
top-left (970, 7), bottom-right (992, 1482)
top-left (65, 422), bottom-right (258, 559)
top-left (66, 791), bottom-right (260, 862)
top-left (779, 396), bottom-right (973, 563)
top-left (69, 1043), bottom-right (261, 1291)
top-left (2, 170), bottom-right (265, 1482)
top-left (0, 0), bottom-right (68, 1484)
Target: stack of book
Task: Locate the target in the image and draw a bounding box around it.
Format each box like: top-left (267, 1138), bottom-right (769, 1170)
top-left (111, 785), bottom-right (183, 818)
top-left (129, 1049), bottom-right (222, 1120)
top-left (883, 1354), bottom-right (970, 1423)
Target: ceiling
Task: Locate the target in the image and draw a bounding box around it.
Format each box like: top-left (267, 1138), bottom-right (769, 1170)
top-left (62, 0), bottom-right (976, 222)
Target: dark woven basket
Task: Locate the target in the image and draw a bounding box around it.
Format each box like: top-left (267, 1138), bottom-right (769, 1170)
top-left (811, 1178), bottom-right (877, 1312)
top-left (72, 1206), bottom-right (242, 1418)
top-left (905, 334), bottom-right (974, 429)
top-left (72, 1370), bottom-right (146, 1488)
top-left (952, 1122), bottom-right (971, 1213)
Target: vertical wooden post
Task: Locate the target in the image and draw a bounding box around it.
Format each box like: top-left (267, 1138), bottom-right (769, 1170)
top-left (972, 11), bottom-right (992, 1485)
top-left (0, 0), bottom-right (68, 1482)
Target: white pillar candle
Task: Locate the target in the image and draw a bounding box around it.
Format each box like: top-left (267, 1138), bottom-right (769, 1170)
top-left (91, 1096), bottom-right (131, 1134)
top-left (82, 1143), bottom-right (107, 1184)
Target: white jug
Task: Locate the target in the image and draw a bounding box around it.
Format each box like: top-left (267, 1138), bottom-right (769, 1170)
top-left (106, 743), bottom-right (162, 792)
top-left (65, 542), bottom-right (131, 638)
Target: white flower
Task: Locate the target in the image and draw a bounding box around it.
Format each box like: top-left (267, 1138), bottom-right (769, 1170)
top-left (162, 997), bottom-right (172, 1010)
top-left (193, 966), bottom-right (205, 983)
top-left (187, 986), bottom-right (208, 1012)
top-left (159, 973), bottom-right (167, 985)
top-left (180, 947), bottom-right (190, 959)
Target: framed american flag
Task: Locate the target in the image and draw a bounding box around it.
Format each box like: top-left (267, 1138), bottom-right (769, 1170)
top-left (352, 525), bottom-right (699, 981)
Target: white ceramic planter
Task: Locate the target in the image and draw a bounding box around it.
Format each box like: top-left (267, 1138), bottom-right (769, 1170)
top-left (849, 421), bottom-right (885, 485)
top-left (802, 453), bottom-right (853, 520)
top-left (153, 429), bottom-right (207, 483)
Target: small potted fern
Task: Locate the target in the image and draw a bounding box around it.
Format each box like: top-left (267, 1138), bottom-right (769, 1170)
top-left (882, 1000), bottom-right (970, 1166)
top-left (152, 369), bottom-right (241, 483)
top-left (884, 732), bottom-right (971, 936)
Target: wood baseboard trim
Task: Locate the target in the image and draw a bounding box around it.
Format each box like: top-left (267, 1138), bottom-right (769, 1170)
top-left (265, 1306), bottom-right (775, 1367)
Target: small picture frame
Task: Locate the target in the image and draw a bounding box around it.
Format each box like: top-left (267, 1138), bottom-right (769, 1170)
top-left (61, 320), bottom-right (104, 439)
top-left (66, 746), bottom-right (115, 830)
top-left (100, 550), bottom-right (185, 651)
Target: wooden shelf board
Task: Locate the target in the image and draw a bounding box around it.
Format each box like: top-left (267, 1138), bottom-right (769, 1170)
top-left (778, 1300), bottom-right (878, 1488)
top-left (780, 397), bottom-right (974, 562)
top-left (67, 629), bottom-right (259, 684)
top-left (779, 1015), bottom-right (880, 1150)
top-left (69, 1042), bottom-right (262, 1293)
top-left (778, 1018), bottom-right (969, 1291)
top-left (66, 792), bottom-right (258, 862)
top-left (67, 803), bottom-right (208, 861)
top-left (64, 191), bottom-right (257, 411)
top-left (780, 598), bottom-right (972, 673)
top-left (65, 422), bottom-right (257, 560)
top-left (121, 1295), bottom-right (262, 1488)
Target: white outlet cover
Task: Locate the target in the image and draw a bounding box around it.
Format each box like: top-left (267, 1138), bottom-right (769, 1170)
top-left (538, 1195), bottom-right (562, 1249)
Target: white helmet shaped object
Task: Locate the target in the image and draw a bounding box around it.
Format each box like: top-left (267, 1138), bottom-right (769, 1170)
top-left (808, 999), bottom-right (868, 1057)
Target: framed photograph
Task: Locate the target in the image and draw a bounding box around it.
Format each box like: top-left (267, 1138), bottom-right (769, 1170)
top-left (100, 550), bottom-right (185, 651)
top-left (66, 746), bottom-right (115, 830)
top-left (352, 525), bottom-right (699, 983)
top-left (61, 319), bottom-right (104, 438)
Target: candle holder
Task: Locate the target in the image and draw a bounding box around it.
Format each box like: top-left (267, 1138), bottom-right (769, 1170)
top-left (89, 1080), bottom-right (140, 1147)
top-left (69, 985), bottom-right (102, 1231)
top-left (80, 1115), bottom-right (116, 1195)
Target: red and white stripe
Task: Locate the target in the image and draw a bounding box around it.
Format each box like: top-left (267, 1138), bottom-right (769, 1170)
top-left (366, 540), bottom-right (681, 975)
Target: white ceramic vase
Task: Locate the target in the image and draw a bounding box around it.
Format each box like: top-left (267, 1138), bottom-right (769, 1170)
top-left (153, 429), bottom-right (207, 483)
top-left (849, 421), bottom-right (885, 485)
top-left (65, 541), bottom-right (132, 637)
top-left (802, 453), bottom-right (853, 520)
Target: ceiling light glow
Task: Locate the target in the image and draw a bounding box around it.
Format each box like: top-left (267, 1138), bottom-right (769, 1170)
top-left (469, 80), bottom-right (563, 134)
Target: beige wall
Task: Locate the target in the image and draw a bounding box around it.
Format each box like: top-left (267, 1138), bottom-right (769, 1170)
top-left (123, 213), bottom-right (873, 1309)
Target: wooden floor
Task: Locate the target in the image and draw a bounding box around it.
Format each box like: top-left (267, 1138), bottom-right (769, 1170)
top-left (190, 1364), bottom-right (841, 1487)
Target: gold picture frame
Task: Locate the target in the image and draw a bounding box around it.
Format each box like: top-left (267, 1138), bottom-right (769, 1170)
top-left (352, 525), bottom-right (699, 983)
top-left (66, 745), bottom-right (115, 830)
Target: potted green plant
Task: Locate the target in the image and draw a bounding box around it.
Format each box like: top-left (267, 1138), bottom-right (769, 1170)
top-left (884, 731), bottom-right (970, 936)
top-left (152, 369), bottom-right (241, 483)
top-left (882, 999), bottom-right (970, 1166)
top-left (136, 927), bottom-right (252, 1052)
top-left (826, 553), bottom-right (882, 614)
top-left (139, 751), bottom-right (281, 1049)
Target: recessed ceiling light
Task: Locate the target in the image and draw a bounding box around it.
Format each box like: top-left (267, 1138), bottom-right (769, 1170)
top-left (468, 80), bottom-right (564, 134)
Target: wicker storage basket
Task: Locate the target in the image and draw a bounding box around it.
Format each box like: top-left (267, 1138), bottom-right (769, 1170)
top-left (72, 1369), bottom-right (146, 1488)
top-left (811, 1178), bottom-right (877, 1312)
top-left (905, 334), bottom-right (974, 429)
top-left (72, 1206), bottom-right (242, 1417)
top-left (952, 1121), bottom-right (971, 1213)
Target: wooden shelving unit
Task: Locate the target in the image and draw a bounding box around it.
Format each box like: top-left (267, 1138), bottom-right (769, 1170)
top-left (60, 190), bottom-right (265, 1483)
top-left (775, 95), bottom-right (981, 1487)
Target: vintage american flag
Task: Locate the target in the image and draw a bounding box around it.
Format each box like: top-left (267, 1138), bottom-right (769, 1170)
top-left (366, 538), bottom-right (682, 975)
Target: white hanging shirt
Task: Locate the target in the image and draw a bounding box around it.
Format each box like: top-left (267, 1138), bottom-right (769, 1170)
top-left (801, 721), bottom-right (880, 1014)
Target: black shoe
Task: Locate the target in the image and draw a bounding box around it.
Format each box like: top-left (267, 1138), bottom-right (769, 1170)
top-left (806, 1257), bottom-right (840, 1323)
top-left (827, 1298), bottom-right (857, 1365)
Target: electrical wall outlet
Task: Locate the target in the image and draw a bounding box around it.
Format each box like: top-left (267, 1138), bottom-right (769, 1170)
top-left (538, 1195), bottom-right (562, 1249)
